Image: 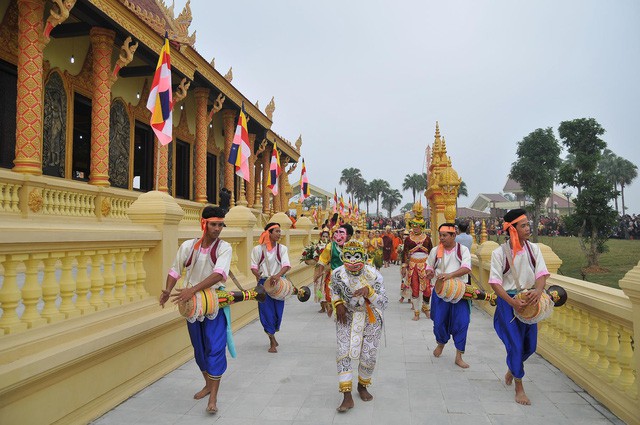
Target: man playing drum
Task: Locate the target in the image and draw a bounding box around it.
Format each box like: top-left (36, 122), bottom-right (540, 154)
top-left (159, 206), bottom-right (233, 414)
top-left (426, 223), bottom-right (472, 368)
top-left (251, 222), bottom-right (291, 353)
top-left (488, 209), bottom-right (550, 405)
top-left (331, 240), bottom-right (388, 413)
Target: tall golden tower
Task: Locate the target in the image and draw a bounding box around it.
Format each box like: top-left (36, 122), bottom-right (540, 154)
top-left (425, 122), bottom-right (461, 243)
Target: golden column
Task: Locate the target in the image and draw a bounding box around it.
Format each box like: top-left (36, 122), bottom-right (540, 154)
top-left (194, 87), bottom-right (210, 203)
top-left (245, 133), bottom-right (256, 207)
top-left (253, 154), bottom-right (262, 210)
top-left (12, 0), bottom-right (46, 175)
top-left (222, 109), bottom-right (236, 206)
top-left (155, 140), bottom-right (169, 192)
top-left (88, 27), bottom-right (116, 187)
top-left (249, 139), bottom-right (267, 209)
top-left (262, 147), bottom-right (270, 213)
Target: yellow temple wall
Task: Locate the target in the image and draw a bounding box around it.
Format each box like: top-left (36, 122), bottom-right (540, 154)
top-left (46, 36), bottom-right (90, 76)
top-left (0, 172), bottom-right (316, 424)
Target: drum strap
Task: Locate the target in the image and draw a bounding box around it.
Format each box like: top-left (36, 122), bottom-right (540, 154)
top-left (502, 243), bottom-right (523, 292)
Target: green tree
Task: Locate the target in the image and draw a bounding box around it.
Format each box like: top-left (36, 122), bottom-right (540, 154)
top-left (557, 118), bottom-right (616, 268)
top-left (457, 180), bottom-right (468, 198)
top-left (369, 179), bottom-right (390, 217)
top-left (382, 188), bottom-right (402, 218)
top-left (351, 175), bottom-right (367, 208)
top-left (598, 149), bottom-right (620, 213)
top-left (402, 173), bottom-right (427, 203)
top-left (557, 118), bottom-right (606, 197)
top-left (339, 168), bottom-right (363, 198)
top-left (510, 127), bottom-right (561, 241)
top-left (617, 158), bottom-right (637, 215)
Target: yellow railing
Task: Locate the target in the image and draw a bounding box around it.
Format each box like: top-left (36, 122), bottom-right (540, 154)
top-left (472, 241), bottom-right (639, 425)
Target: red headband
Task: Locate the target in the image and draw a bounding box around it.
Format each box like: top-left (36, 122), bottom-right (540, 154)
top-left (440, 226), bottom-right (456, 233)
top-left (259, 223), bottom-right (281, 251)
top-left (503, 214), bottom-right (527, 256)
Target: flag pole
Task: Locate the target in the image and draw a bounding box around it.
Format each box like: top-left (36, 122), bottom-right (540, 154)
top-left (155, 140), bottom-right (160, 191)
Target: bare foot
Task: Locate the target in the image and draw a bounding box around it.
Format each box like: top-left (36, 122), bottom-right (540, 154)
top-left (505, 370), bottom-right (513, 386)
top-left (357, 384), bottom-right (373, 401)
top-left (455, 352), bottom-right (469, 369)
top-left (336, 393), bottom-right (354, 412)
top-left (399, 297), bottom-right (404, 303)
top-left (515, 380), bottom-right (531, 405)
top-left (433, 344), bottom-right (444, 357)
top-left (423, 309), bottom-right (430, 319)
top-left (412, 313), bottom-right (420, 321)
top-left (268, 346), bottom-right (277, 353)
top-left (206, 394), bottom-right (218, 413)
top-left (193, 386), bottom-right (210, 400)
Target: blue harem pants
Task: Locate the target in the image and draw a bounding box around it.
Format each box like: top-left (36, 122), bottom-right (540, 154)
top-left (258, 277), bottom-right (285, 335)
top-left (431, 293), bottom-right (471, 352)
top-left (494, 294), bottom-right (537, 379)
top-left (187, 312), bottom-right (228, 379)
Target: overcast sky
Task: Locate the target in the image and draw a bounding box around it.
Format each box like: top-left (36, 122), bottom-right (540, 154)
top-left (185, 0), bottom-right (639, 215)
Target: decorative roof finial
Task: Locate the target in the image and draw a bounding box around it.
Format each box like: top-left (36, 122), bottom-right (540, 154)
top-left (265, 96), bottom-right (275, 120)
top-left (224, 67), bottom-right (233, 82)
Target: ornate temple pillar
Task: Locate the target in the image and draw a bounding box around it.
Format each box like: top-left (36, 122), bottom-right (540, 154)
top-left (278, 170), bottom-right (286, 213)
top-left (245, 133), bottom-right (256, 208)
top-left (262, 149), bottom-right (270, 213)
top-left (88, 27), bottom-right (116, 187)
top-left (155, 139), bottom-right (169, 192)
top-left (249, 155), bottom-right (262, 211)
top-left (13, 0), bottom-right (46, 175)
top-left (222, 109), bottom-right (236, 205)
top-left (194, 87), bottom-right (210, 203)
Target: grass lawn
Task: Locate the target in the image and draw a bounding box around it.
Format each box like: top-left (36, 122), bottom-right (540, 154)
top-left (535, 236), bottom-right (640, 289)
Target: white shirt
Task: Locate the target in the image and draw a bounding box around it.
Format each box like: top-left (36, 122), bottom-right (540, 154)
top-left (426, 243), bottom-right (471, 282)
top-left (250, 243), bottom-right (291, 278)
top-left (488, 241), bottom-right (550, 292)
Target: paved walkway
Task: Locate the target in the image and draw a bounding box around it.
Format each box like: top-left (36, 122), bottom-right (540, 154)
top-left (92, 265), bottom-right (624, 425)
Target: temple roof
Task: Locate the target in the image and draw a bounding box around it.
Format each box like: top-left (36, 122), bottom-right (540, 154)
top-left (120, 0), bottom-right (196, 47)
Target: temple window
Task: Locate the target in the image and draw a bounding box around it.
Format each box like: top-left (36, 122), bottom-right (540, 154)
top-left (132, 121), bottom-right (153, 191)
top-left (0, 59), bottom-right (17, 170)
top-left (207, 153), bottom-right (218, 203)
top-left (71, 93), bottom-right (91, 181)
top-left (175, 139), bottom-right (191, 199)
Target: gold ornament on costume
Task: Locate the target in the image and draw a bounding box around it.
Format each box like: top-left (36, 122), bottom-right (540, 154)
top-left (409, 202), bottom-right (426, 228)
top-left (28, 189), bottom-right (43, 213)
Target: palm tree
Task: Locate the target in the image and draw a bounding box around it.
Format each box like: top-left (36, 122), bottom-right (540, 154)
top-left (402, 173), bottom-right (427, 203)
top-left (382, 189), bottom-right (403, 218)
top-left (339, 168), bottom-right (363, 199)
top-left (351, 176), bottom-right (367, 207)
top-left (369, 179), bottom-right (390, 217)
top-left (599, 149), bottom-right (620, 212)
top-left (456, 180), bottom-right (468, 210)
top-left (617, 158), bottom-right (638, 215)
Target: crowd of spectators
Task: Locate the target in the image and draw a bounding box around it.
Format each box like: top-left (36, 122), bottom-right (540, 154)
top-left (613, 214), bottom-right (640, 239)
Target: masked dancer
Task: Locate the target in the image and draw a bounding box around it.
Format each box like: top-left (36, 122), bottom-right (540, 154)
top-left (331, 241), bottom-right (388, 413)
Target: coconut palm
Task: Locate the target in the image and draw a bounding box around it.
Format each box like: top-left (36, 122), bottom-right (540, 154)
top-left (458, 180), bottom-right (468, 198)
top-left (617, 158), bottom-right (638, 215)
top-left (369, 179), bottom-right (390, 217)
top-left (402, 173), bottom-right (427, 203)
top-left (599, 149), bottom-right (620, 212)
top-left (382, 188), bottom-right (403, 218)
top-left (339, 168), bottom-right (363, 199)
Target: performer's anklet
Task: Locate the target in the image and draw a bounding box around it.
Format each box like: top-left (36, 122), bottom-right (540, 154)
top-left (339, 381), bottom-right (352, 393)
top-left (358, 377), bottom-right (372, 387)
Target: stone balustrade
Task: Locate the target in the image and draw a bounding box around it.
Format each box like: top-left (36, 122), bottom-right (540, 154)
top-left (473, 241), bottom-right (639, 424)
